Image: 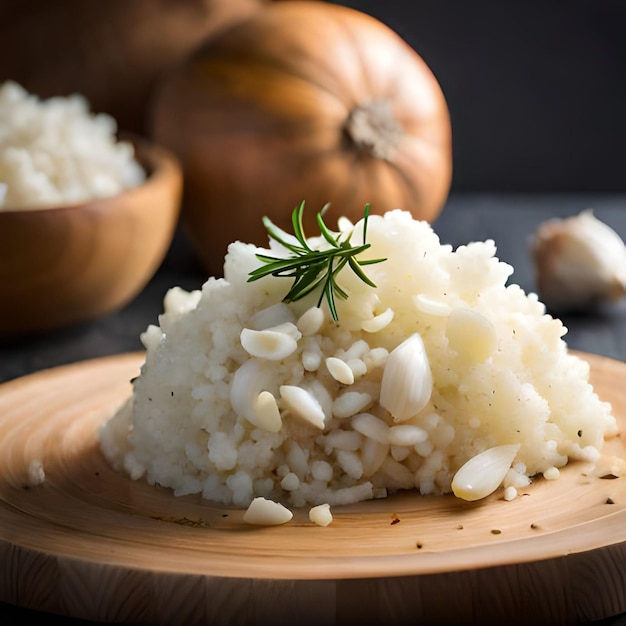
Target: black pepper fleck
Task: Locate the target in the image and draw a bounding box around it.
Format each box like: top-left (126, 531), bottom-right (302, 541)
top-left (491, 529), bottom-right (502, 535)
top-left (606, 498), bottom-right (615, 505)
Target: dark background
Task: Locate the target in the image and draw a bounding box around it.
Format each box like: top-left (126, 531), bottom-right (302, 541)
top-left (332, 0), bottom-right (626, 193)
top-left (1, 0), bottom-right (625, 195)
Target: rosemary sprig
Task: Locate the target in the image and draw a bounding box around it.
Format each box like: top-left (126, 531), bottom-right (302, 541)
top-left (247, 201), bottom-right (386, 321)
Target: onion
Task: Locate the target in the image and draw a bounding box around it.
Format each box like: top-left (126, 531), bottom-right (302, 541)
top-left (151, 1), bottom-right (452, 274)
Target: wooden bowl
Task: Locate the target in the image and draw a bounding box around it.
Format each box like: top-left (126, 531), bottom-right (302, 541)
top-left (0, 138), bottom-right (182, 338)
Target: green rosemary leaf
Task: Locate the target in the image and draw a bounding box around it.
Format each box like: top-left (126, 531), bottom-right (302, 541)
top-left (328, 256), bottom-right (351, 301)
top-left (359, 257), bottom-right (387, 266)
top-left (321, 259), bottom-right (339, 320)
top-left (362, 203), bottom-right (372, 242)
top-left (248, 202), bottom-right (387, 321)
top-left (261, 216), bottom-right (307, 255)
top-left (317, 210), bottom-right (341, 248)
top-left (284, 265), bottom-right (328, 302)
top-left (291, 200), bottom-right (313, 250)
top-left (347, 256), bottom-right (378, 288)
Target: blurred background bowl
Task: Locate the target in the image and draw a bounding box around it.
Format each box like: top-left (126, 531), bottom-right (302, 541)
top-left (0, 138), bottom-right (182, 338)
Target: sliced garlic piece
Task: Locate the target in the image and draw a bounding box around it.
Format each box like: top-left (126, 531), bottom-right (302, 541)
top-left (446, 307), bottom-right (497, 364)
top-left (251, 391), bottom-right (282, 433)
top-left (231, 359), bottom-right (275, 427)
top-left (269, 322), bottom-right (303, 341)
top-left (379, 333), bottom-right (432, 422)
top-left (325, 357), bottom-right (355, 385)
top-left (351, 412), bottom-right (390, 444)
top-left (451, 444), bottom-right (520, 501)
top-left (280, 385), bottom-right (326, 429)
top-left (297, 306), bottom-right (325, 336)
top-left (246, 303), bottom-right (296, 330)
top-left (240, 325), bottom-right (301, 360)
top-left (243, 497), bottom-right (293, 525)
top-left (309, 503), bottom-right (333, 527)
top-left (361, 308), bottom-right (394, 332)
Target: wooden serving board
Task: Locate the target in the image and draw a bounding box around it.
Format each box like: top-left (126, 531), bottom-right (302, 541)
top-left (1, 351), bottom-right (626, 625)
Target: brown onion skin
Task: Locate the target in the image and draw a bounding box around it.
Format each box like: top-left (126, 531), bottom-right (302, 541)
top-left (151, 1), bottom-right (453, 275)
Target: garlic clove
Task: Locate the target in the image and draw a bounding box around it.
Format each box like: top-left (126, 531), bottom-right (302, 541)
top-left (231, 359), bottom-right (275, 427)
top-left (532, 209), bottom-right (626, 312)
top-left (251, 391), bottom-right (282, 433)
top-left (451, 444), bottom-right (520, 501)
top-left (240, 325), bottom-right (301, 360)
top-left (309, 503), bottom-right (333, 527)
top-left (243, 497), bottom-right (293, 525)
top-left (297, 306), bottom-right (325, 336)
top-left (325, 356), bottom-right (355, 385)
top-left (361, 307), bottom-right (394, 332)
top-left (379, 333), bottom-right (433, 422)
top-left (351, 412), bottom-right (390, 444)
top-left (246, 303), bottom-right (297, 330)
top-left (279, 385), bottom-right (326, 429)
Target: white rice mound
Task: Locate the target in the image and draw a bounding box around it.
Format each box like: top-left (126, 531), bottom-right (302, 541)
top-left (0, 81), bottom-right (145, 210)
top-left (99, 209), bottom-right (618, 508)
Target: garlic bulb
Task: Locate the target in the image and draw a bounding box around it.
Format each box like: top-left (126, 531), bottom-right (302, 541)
top-left (531, 209), bottom-right (626, 311)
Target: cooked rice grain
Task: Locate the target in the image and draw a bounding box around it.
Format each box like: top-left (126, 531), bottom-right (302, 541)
top-left (99, 210), bottom-right (617, 507)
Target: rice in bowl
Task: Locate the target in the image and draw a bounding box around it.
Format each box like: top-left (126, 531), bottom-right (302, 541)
top-left (0, 80), bottom-right (145, 210)
top-left (99, 209), bottom-right (618, 509)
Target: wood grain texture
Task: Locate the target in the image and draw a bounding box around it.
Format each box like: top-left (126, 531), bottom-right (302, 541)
top-left (1, 351), bottom-right (626, 625)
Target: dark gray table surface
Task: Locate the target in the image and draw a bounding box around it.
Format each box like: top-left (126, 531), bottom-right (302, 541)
top-left (2, 192), bottom-right (626, 625)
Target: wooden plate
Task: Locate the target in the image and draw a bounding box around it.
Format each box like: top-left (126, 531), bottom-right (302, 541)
top-left (1, 351), bottom-right (626, 625)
